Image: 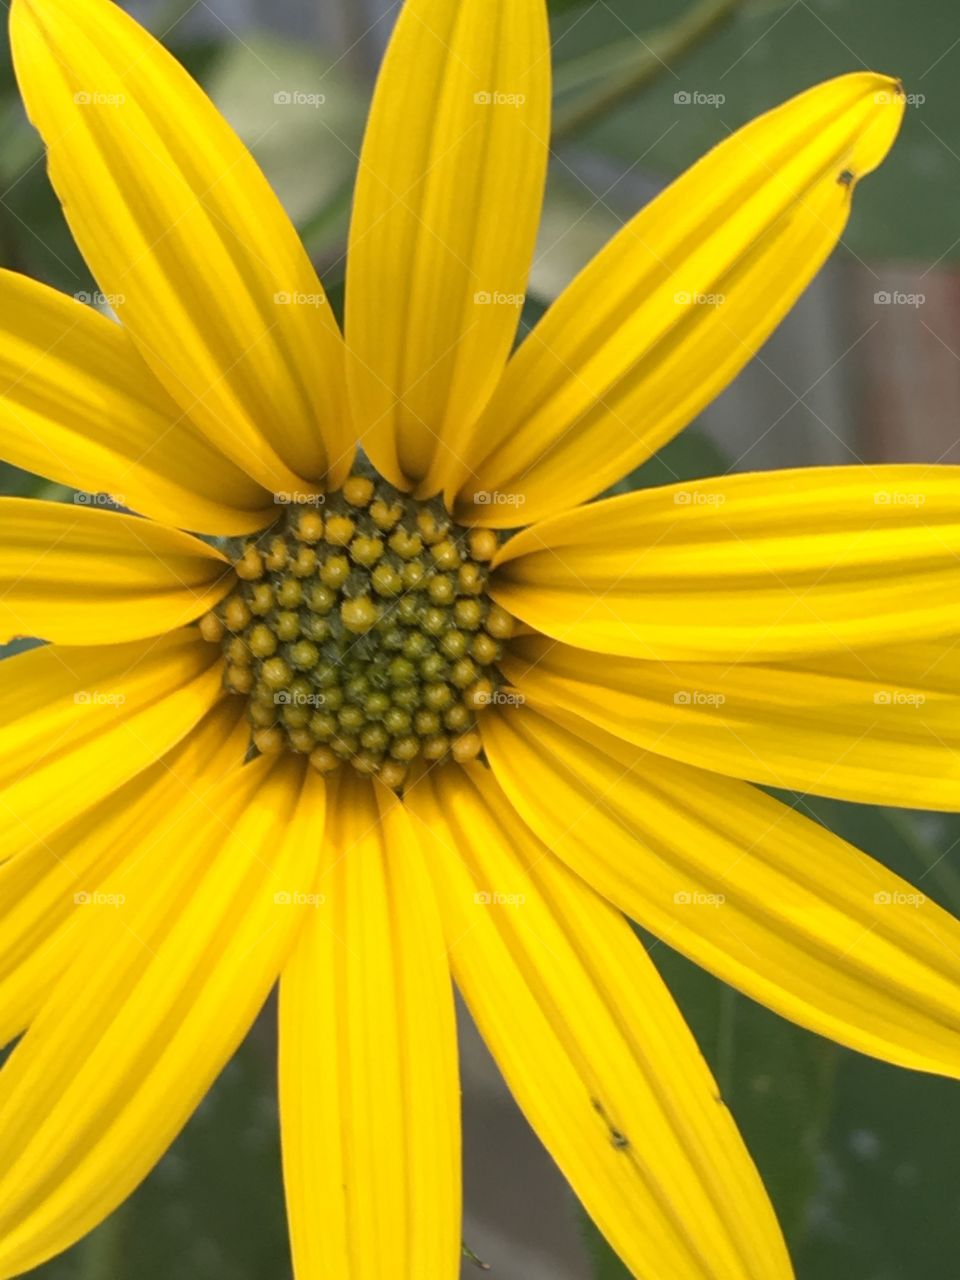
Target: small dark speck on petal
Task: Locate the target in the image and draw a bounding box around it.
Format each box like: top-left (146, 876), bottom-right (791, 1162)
top-left (592, 1097), bottom-right (630, 1150)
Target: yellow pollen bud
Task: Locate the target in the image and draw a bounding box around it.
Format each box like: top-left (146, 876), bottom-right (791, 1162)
top-left (309, 745), bottom-right (340, 774)
top-left (295, 510), bottom-right (325, 543)
top-left (325, 515), bottom-right (356, 546)
top-left (485, 604), bottom-right (515, 639)
top-left (340, 596), bottom-right (379, 634)
top-left (343, 475), bottom-right (375, 507)
top-left (235, 545), bottom-right (264, 580)
top-left (350, 535), bottom-right (385, 567)
top-left (223, 597), bottom-right (251, 631)
top-left (199, 611), bottom-right (224, 644)
top-left (370, 498), bottom-right (403, 530)
top-left (451, 731), bottom-right (483, 763)
top-left (468, 528), bottom-right (498, 562)
top-left (253, 726), bottom-right (285, 755)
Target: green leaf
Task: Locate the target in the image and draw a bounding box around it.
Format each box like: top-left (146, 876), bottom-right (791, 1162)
top-left (604, 424), bottom-right (729, 496)
top-left (580, 1218), bottom-right (631, 1279)
top-left (35, 1013), bottom-right (290, 1280)
top-left (788, 800), bottom-right (960, 1276)
top-left (579, 804), bottom-right (960, 1278)
top-left (569, 556), bottom-right (960, 1279)
top-left (205, 35), bottom-right (367, 262)
top-left (551, 0), bottom-right (960, 264)
top-left (0, 29), bottom-right (367, 287)
top-left (578, 945), bottom-right (841, 1278)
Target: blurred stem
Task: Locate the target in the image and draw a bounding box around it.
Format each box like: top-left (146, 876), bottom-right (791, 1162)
top-left (301, 175), bottom-right (355, 264)
top-left (339, 0), bottom-right (378, 69)
top-left (785, 1040), bottom-right (841, 1247)
top-left (553, 0), bottom-right (744, 143)
top-left (883, 808), bottom-right (960, 910)
top-left (154, 0), bottom-right (206, 35)
top-left (0, 205), bottom-right (22, 274)
top-left (714, 982), bottom-right (738, 1098)
top-left (78, 1210), bottom-right (125, 1280)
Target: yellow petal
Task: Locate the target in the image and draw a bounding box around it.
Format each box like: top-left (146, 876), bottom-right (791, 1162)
top-left (493, 466), bottom-right (960, 659)
top-left (0, 756), bottom-right (324, 1279)
top-left (504, 634), bottom-right (960, 811)
top-left (11, 0), bottom-right (352, 494)
top-left (482, 706), bottom-right (960, 1078)
top-left (280, 771), bottom-right (460, 1280)
top-left (0, 699), bottom-right (248, 1048)
top-left (0, 498), bottom-right (232, 644)
top-left (406, 763), bottom-right (792, 1280)
top-left (345, 0), bottom-right (550, 491)
top-left (453, 74), bottom-right (904, 526)
top-left (0, 269), bottom-right (272, 534)
top-left (0, 628), bottom-right (223, 864)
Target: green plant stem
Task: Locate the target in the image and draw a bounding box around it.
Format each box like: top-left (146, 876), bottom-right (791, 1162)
top-left (0, 205), bottom-right (21, 274)
top-left (884, 808), bottom-right (960, 910)
top-left (714, 982), bottom-right (738, 1098)
top-left (78, 1209), bottom-right (125, 1280)
top-left (553, 0), bottom-right (744, 144)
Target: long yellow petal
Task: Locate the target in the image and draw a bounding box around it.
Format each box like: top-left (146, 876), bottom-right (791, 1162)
top-left (0, 699), bottom-right (248, 1047)
top-left (482, 706), bottom-right (960, 1078)
top-left (0, 756), bottom-right (324, 1279)
top-left (345, 0), bottom-right (550, 491)
top-left (452, 74), bottom-right (904, 526)
top-left (11, 0), bottom-right (352, 494)
top-left (279, 771), bottom-right (460, 1280)
top-left (0, 498), bottom-right (232, 644)
top-left (0, 270), bottom-right (272, 534)
top-left (493, 466), bottom-right (960, 659)
top-left (407, 763), bottom-right (792, 1280)
top-left (504, 634), bottom-right (960, 810)
top-left (0, 628), bottom-right (223, 863)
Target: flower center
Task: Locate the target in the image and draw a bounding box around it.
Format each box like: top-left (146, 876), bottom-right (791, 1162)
top-left (199, 466), bottom-right (515, 788)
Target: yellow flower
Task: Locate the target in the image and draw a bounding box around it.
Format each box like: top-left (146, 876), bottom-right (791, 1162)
top-left (1, 0), bottom-right (958, 1277)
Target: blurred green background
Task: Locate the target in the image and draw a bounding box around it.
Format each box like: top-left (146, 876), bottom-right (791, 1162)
top-left (3, 1), bottom-right (960, 1276)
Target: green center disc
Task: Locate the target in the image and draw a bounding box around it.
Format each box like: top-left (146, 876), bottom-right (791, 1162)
top-left (199, 466), bottom-right (516, 788)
